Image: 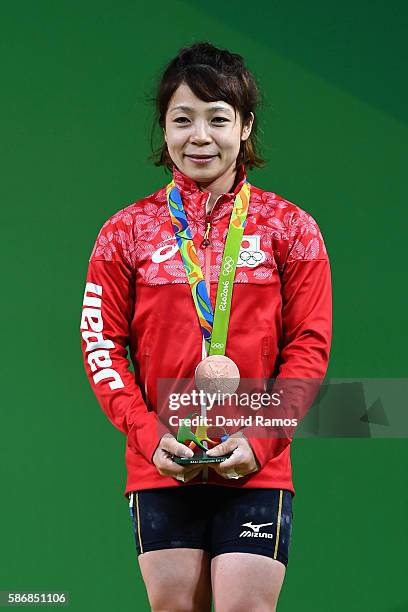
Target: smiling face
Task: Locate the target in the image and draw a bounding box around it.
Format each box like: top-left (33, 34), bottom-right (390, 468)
top-left (163, 82), bottom-right (254, 187)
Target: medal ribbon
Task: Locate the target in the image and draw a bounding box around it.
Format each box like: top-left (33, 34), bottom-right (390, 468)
top-left (166, 178), bottom-right (251, 356)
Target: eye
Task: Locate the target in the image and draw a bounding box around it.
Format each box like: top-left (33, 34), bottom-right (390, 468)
top-left (173, 116), bottom-right (229, 125)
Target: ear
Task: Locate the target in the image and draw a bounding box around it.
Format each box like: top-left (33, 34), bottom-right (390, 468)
top-left (241, 112), bottom-right (255, 142)
top-left (163, 128), bottom-right (167, 143)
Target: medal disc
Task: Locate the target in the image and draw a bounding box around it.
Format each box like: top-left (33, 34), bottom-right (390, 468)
top-left (194, 354), bottom-right (240, 396)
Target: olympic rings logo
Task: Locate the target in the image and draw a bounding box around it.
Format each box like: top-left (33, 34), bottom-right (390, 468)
top-left (222, 256), bottom-right (235, 276)
top-left (238, 250), bottom-right (265, 267)
top-left (211, 343), bottom-right (224, 349)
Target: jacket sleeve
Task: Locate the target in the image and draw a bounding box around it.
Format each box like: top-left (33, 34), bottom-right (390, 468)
top-left (79, 216), bottom-right (168, 464)
top-left (247, 209), bottom-right (333, 469)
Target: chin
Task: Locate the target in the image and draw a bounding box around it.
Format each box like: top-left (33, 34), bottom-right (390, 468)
top-left (181, 161), bottom-right (212, 175)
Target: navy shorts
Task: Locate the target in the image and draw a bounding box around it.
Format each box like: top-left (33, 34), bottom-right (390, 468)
top-left (128, 485), bottom-right (294, 567)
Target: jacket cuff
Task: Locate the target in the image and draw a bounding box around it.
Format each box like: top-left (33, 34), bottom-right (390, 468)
top-left (127, 412), bottom-right (171, 465)
top-left (245, 436), bottom-right (292, 470)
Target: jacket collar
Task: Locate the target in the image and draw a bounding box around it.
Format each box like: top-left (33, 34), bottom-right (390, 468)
top-left (171, 162), bottom-right (248, 221)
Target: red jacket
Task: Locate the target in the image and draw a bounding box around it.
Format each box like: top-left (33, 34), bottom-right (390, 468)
top-left (80, 162), bottom-right (332, 498)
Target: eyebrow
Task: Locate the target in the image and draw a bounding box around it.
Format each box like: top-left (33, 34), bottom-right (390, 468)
top-left (169, 104), bottom-right (233, 114)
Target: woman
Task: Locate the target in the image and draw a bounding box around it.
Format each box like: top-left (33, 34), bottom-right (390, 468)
top-left (80, 42), bottom-right (332, 611)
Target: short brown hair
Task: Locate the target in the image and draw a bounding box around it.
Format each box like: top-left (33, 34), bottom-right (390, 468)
top-left (147, 41), bottom-right (266, 172)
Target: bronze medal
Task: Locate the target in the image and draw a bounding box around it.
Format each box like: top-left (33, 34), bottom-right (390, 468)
top-left (194, 354), bottom-right (240, 396)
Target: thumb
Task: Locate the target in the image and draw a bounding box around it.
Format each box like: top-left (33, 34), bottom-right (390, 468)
top-left (161, 435), bottom-right (194, 458)
top-left (206, 438), bottom-right (237, 456)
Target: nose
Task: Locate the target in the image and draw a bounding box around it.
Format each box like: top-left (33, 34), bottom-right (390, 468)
top-left (189, 120), bottom-right (212, 144)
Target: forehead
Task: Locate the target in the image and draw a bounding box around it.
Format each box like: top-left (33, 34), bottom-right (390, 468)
top-left (167, 82), bottom-right (234, 114)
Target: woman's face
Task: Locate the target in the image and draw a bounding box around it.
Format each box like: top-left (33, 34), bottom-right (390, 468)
top-left (163, 82), bottom-right (254, 184)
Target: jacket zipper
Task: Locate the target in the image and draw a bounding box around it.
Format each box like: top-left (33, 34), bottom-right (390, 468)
top-left (262, 336), bottom-right (271, 393)
top-left (144, 352), bottom-right (151, 410)
top-left (201, 214), bottom-right (212, 248)
top-left (200, 192), bottom-right (222, 484)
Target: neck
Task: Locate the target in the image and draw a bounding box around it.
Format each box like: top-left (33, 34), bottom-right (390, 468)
top-left (198, 163), bottom-right (238, 212)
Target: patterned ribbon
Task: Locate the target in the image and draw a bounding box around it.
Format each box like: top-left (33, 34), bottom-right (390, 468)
top-left (166, 178), bottom-right (251, 356)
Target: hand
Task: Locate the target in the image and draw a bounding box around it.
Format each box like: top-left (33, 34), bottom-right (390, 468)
top-left (152, 433), bottom-right (203, 483)
top-left (205, 431), bottom-right (260, 479)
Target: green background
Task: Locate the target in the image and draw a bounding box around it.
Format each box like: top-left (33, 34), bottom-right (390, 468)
top-left (1, 1), bottom-right (407, 610)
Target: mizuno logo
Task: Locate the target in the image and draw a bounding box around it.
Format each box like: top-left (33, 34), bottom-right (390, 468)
top-left (239, 521), bottom-right (274, 539)
top-left (242, 522), bottom-right (273, 533)
top-left (80, 282), bottom-right (124, 390)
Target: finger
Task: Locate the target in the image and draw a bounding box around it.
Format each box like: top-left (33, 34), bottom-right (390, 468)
top-left (216, 450), bottom-right (244, 474)
top-left (183, 463), bottom-right (203, 475)
top-left (173, 464), bottom-right (203, 482)
top-left (183, 467), bottom-right (203, 482)
top-left (206, 462), bottom-right (223, 476)
top-left (161, 437), bottom-right (194, 459)
top-left (158, 453), bottom-right (193, 477)
top-left (211, 464), bottom-right (241, 480)
top-left (206, 438), bottom-right (239, 457)
top-left (206, 451), bottom-right (242, 475)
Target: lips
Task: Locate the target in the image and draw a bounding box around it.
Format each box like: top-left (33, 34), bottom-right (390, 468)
top-left (186, 154), bottom-right (217, 158)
